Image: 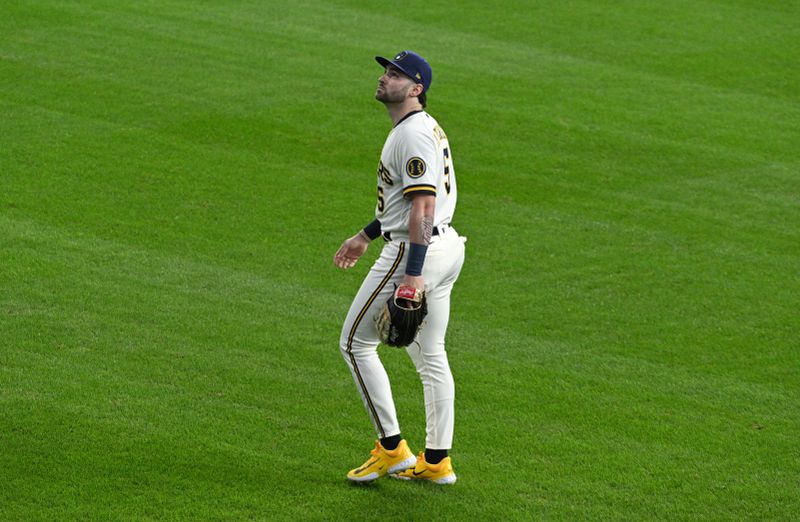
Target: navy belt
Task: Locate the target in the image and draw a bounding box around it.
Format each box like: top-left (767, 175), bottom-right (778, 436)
top-left (382, 225), bottom-right (444, 242)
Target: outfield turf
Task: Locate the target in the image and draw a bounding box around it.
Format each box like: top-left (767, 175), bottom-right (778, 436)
top-left (2, 1), bottom-right (799, 520)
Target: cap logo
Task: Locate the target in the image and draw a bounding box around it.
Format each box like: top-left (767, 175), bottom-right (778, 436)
top-left (415, 72), bottom-right (421, 80)
top-left (395, 51), bottom-right (408, 60)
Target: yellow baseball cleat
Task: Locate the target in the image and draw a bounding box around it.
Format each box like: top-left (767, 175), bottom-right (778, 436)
top-left (347, 440), bottom-right (417, 483)
top-left (393, 453), bottom-right (457, 485)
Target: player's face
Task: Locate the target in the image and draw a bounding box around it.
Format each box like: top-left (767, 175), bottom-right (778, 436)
top-left (376, 66), bottom-right (416, 104)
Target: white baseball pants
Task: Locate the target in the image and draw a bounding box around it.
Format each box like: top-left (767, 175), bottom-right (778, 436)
top-left (339, 226), bottom-right (465, 450)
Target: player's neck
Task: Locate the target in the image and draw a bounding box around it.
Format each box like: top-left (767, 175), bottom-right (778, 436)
top-left (386, 100), bottom-right (424, 126)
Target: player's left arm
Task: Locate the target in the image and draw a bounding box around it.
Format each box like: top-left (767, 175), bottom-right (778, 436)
top-left (397, 125), bottom-right (438, 289)
top-left (403, 194), bottom-right (435, 289)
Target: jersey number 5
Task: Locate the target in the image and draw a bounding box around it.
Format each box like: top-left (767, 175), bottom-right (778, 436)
top-left (443, 147), bottom-right (452, 194)
top-left (377, 185), bottom-right (385, 213)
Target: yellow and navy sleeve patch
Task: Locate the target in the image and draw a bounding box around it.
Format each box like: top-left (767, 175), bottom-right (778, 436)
top-left (405, 157), bottom-right (426, 178)
top-left (403, 184), bottom-right (436, 197)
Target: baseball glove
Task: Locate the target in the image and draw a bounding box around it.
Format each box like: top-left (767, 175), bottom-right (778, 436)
top-left (376, 284), bottom-right (427, 347)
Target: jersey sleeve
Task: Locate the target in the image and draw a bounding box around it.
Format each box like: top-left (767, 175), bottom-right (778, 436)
top-left (395, 126), bottom-right (439, 198)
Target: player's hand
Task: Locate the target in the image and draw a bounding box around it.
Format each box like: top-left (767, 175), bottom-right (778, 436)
top-left (402, 274), bottom-right (424, 290)
top-left (334, 233), bottom-right (370, 269)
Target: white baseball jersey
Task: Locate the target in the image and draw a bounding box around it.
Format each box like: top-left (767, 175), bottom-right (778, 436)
top-left (375, 110), bottom-right (457, 236)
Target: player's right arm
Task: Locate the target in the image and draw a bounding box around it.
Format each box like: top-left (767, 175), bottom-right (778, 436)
top-left (333, 219), bottom-right (381, 270)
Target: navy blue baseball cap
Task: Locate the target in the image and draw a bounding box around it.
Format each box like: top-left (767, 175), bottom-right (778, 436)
top-left (375, 50), bottom-right (433, 94)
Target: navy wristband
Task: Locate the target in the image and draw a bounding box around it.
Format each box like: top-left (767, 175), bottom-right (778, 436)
top-left (362, 219), bottom-right (382, 241)
top-left (405, 242), bottom-right (428, 276)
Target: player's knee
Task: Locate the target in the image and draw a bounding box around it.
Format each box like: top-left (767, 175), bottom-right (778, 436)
top-left (339, 331), bottom-right (368, 360)
top-left (417, 350), bottom-right (452, 376)
top-left (339, 322), bottom-right (353, 352)
top-left (338, 335), bottom-right (350, 359)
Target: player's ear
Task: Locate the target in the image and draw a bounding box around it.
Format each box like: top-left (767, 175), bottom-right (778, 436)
top-left (409, 82), bottom-right (424, 99)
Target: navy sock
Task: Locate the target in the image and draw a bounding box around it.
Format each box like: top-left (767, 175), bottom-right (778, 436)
top-left (380, 435), bottom-right (401, 451)
top-left (425, 449), bottom-right (448, 464)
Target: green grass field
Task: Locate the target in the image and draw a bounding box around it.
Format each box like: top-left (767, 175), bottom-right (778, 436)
top-left (2, 1), bottom-right (798, 520)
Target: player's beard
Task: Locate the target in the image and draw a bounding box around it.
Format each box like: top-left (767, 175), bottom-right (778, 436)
top-left (375, 83), bottom-right (412, 104)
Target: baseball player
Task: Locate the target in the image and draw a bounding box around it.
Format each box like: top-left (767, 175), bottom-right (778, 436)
top-left (333, 50), bottom-right (466, 485)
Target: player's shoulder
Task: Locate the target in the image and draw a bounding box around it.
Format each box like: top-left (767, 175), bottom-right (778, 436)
top-left (395, 111), bottom-right (438, 141)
